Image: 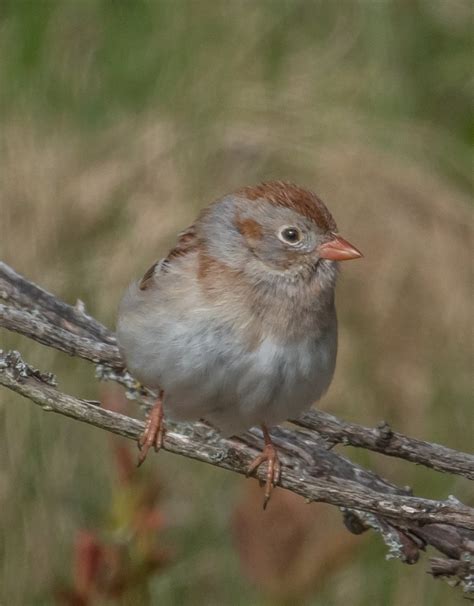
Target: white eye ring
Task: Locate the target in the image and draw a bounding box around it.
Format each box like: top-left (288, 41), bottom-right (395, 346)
top-left (278, 226), bottom-right (303, 246)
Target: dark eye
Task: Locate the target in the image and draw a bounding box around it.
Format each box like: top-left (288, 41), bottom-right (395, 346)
top-left (278, 226), bottom-right (302, 245)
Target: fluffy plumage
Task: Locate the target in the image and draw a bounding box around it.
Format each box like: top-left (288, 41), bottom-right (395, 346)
top-left (117, 181), bottom-right (361, 436)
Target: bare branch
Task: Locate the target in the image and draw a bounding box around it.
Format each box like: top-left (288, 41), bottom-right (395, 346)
top-left (1, 261), bottom-right (473, 593)
top-left (1, 349), bottom-right (473, 530)
top-left (1, 261), bottom-right (472, 481)
top-left (292, 411), bottom-right (474, 481)
top-left (0, 304), bottom-right (122, 368)
top-left (0, 262), bottom-right (113, 343)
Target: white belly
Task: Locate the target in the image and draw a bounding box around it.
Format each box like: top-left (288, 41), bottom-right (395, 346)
top-left (199, 335), bottom-right (337, 435)
top-left (117, 284), bottom-right (337, 436)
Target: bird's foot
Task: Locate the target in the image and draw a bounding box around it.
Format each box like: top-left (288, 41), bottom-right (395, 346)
top-left (246, 429), bottom-right (281, 509)
top-left (137, 393), bottom-right (165, 466)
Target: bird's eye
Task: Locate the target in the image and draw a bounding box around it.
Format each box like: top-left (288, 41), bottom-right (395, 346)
top-left (278, 226), bottom-right (302, 245)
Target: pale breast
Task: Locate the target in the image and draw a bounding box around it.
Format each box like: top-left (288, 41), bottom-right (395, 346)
top-left (201, 328), bottom-right (337, 435)
top-left (117, 251), bottom-right (338, 436)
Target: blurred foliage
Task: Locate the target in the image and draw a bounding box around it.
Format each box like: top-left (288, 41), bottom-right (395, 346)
top-left (0, 1), bottom-right (472, 605)
top-left (55, 466), bottom-right (169, 605)
top-left (0, 0), bottom-right (472, 187)
top-left (55, 388), bottom-right (171, 605)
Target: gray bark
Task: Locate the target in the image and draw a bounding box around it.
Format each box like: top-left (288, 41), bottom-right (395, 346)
top-left (0, 261), bottom-right (473, 594)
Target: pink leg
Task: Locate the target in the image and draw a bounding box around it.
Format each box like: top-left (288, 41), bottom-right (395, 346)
top-left (137, 391), bottom-right (165, 467)
top-left (246, 425), bottom-right (281, 509)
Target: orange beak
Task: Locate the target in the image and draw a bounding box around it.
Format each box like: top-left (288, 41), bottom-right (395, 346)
top-left (318, 234), bottom-right (363, 261)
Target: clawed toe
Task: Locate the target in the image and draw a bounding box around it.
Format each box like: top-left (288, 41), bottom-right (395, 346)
top-left (246, 426), bottom-right (281, 509)
top-left (137, 393), bottom-right (165, 466)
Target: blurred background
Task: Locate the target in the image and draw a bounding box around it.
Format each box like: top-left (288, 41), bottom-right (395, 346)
top-left (0, 1), bottom-right (472, 604)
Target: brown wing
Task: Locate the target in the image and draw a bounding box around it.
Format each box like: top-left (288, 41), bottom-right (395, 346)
top-left (139, 224), bottom-right (198, 291)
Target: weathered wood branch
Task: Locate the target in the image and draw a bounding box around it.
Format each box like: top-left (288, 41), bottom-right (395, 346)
top-left (0, 261), bottom-right (473, 593)
top-left (2, 348), bottom-right (472, 529)
top-left (292, 411), bottom-right (474, 481)
top-left (1, 262), bottom-right (472, 481)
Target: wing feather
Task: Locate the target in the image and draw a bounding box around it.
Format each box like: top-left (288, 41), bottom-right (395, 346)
top-left (139, 224), bottom-right (198, 290)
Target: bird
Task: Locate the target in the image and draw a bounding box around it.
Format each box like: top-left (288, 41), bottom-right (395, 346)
top-left (116, 181), bottom-right (362, 507)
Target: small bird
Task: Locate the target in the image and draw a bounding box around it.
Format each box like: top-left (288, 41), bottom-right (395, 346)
top-left (117, 181), bottom-right (362, 507)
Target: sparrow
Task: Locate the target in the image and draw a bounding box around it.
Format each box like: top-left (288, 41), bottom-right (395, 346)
top-left (116, 181), bottom-right (362, 507)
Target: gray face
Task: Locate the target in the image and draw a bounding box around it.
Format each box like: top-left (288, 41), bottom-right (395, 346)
top-left (198, 194), bottom-right (336, 275)
top-left (239, 200), bottom-right (332, 271)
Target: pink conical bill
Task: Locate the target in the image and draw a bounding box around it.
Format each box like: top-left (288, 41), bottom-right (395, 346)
top-left (318, 235), bottom-right (363, 261)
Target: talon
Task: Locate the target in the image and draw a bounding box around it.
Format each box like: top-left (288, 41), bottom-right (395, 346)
top-left (246, 425), bottom-right (281, 509)
top-left (137, 392), bottom-right (165, 466)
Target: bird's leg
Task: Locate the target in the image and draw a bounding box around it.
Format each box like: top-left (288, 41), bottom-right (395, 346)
top-left (137, 390), bottom-right (165, 467)
top-left (246, 424), bottom-right (281, 509)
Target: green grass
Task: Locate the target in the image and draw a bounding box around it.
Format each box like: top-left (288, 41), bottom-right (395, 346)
top-left (0, 1), bottom-right (472, 604)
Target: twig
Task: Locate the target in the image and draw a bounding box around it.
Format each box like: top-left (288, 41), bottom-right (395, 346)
top-left (292, 410), bottom-right (474, 480)
top-left (1, 261), bottom-right (473, 593)
top-left (1, 262), bottom-right (472, 481)
top-left (1, 349), bottom-right (473, 529)
top-left (0, 304), bottom-right (122, 368)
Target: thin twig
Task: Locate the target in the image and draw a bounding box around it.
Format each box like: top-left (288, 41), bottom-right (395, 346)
top-left (1, 261), bottom-right (473, 592)
top-left (1, 261), bottom-right (472, 481)
top-left (1, 350), bottom-right (473, 530)
top-left (292, 410), bottom-right (474, 481)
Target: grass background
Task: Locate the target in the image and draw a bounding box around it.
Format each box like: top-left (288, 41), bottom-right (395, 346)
top-left (0, 1), bottom-right (472, 604)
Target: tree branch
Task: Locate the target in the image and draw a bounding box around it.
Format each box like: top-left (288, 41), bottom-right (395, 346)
top-left (1, 261), bottom-right (473, 593)
top-left (1, 262), bottom-right (472, 481)
top-left (292, 411), bottom-right (474, 481)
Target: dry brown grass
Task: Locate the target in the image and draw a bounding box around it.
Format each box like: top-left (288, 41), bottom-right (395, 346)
top-left (1, 112), bottom-right (472, 604)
